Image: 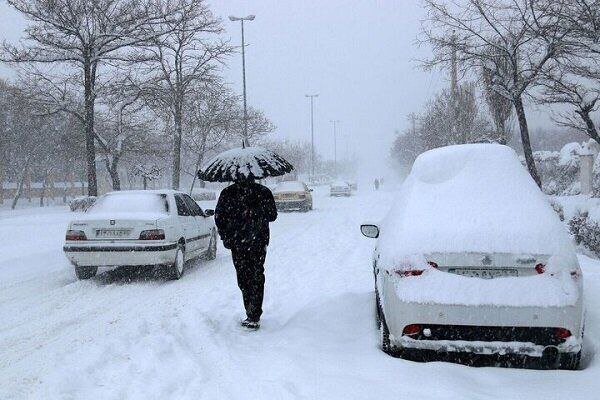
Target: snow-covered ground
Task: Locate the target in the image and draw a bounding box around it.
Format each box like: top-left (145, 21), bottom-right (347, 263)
top-left (1, 187), bottom-right (599, 399)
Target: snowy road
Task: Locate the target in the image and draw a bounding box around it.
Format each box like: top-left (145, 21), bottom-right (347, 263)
top-left (1, 187), bottom-right (599, 399)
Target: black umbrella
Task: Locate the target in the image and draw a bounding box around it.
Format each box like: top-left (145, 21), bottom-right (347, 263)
top-left (198, 145), bottom-right (294, 182)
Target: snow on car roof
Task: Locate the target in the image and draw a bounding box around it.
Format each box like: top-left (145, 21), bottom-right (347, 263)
top-left (86, 191), bottom-right (170, 216)
top-left (378, 144), bottom-right (574, 265)
top-left (273, 181), bottom-right (305, 192)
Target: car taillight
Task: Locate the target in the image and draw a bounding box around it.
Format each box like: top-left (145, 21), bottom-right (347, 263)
top-left (394, 269), bottom-right (424, 277)
top-left (554, 328), bottom-right (572, 340)
top-left (535, 263), bottom-right (545, 274)
top-left (402, 324), bottom-right (422, 336)
top-left (139, 229), bottom-right (165, 240)
top-left (66, 230), bottom-right (86, 241)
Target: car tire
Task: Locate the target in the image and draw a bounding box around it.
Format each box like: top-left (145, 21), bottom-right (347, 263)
top-left (75, 266), bottom-right (97, 280)
top-left (375, 289), bottom-right (382, 329)
top-left (559, 351), bottom-right (582, 370)
top-left (169, 245), bottom-right (185, 280)
top-left (206, 231), bottom-right (217, 260)
top-left (380, 310), bottom-right (392, 355)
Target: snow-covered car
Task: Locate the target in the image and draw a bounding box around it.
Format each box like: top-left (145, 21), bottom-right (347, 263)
top-left (330, 181), bottom-right (351, 197)
top-left (361, 144), bottom-right (584, 369)
top-left (63, 190), bottom-right (217, 280)
top-left (273, 180), bottom-right (313, 211)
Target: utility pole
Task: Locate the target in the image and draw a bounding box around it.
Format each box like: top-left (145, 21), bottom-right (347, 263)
top-left (229, 15), bottom-right (255, 144)
top-left (305, 94), bottom-right (319, 181)
top-left (330, 119), bottom-right (340, 177)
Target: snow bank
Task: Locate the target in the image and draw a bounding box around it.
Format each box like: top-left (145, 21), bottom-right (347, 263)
top-left (378, 144), bottom-right (575, 267)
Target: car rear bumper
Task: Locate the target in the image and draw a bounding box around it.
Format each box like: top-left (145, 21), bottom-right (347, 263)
top-left (330, 191), bottom-right (351, 196)
top-left (381, 278), bottom-right (584, 358)
top-left (63, 242), bottom-right (178, 267)
top-left (276, 199), bottom-right (309, 210)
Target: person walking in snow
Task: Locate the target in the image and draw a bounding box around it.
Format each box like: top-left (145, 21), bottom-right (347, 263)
top-left (374, 178), bottom-right (380, 191)
top-left (215, 178), bottom-right (278, 330)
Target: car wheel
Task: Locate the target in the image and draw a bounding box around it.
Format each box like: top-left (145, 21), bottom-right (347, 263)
top-left (206, 231), bottom-right (217, 260)
top-left (380, 311), bottom-right (392, 354)
top-left (559, 351), bottom-right (582, 370)
top-left (75, 266), bottom-right (97, 280)
top-left (375, 289), bottom-right (383, 328)
top-left (169, 245), bottom-right (185, 280)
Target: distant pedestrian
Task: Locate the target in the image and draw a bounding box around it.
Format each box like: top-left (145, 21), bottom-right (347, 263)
top-left (374, 178), bottom-right (380, 191)
top-left (215, 178), bottom-right (278, 330)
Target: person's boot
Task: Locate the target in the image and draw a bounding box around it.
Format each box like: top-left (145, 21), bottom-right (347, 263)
top-left (241, 318), bottom-right (260, 330)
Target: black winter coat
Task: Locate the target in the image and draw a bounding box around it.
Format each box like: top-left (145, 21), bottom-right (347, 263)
top-left (215, 181), bottom-right (277, 249)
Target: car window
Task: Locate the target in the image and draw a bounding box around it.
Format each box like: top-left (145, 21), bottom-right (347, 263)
top-left (174, 194), bottom-right (192, 216)
top-left (183, 194), bottom-right (204, 216)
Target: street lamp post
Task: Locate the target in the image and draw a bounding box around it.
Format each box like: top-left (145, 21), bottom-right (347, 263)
top-left (229, 14), bottom-right (255, 143)
top-left (305, 94), bottom-right (319, 181)
top-left (330, 120), bottom-right (340, 177)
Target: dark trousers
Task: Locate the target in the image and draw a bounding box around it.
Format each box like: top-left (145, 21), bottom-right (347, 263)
top-left (231, 244), bottom-right (267, 322)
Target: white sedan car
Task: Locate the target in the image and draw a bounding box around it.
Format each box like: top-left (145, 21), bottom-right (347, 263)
top-left (361, 144), bottom-right (584, 369)
top-left (64, 190), bottom-right (217, 280)
top-left (330, 181), bottom-right (351, 197)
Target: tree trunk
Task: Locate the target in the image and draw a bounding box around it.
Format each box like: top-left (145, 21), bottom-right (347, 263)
top-left (11, 159), bottom-right (30, 210)
top-left (189, 153), bottom-right (204, 194)
top-left (513, 96), bottom-right (542, 188)
top-left (172, 105), bottom-right (183, 190)
top-left (105, 157), bottom-right (121, 190)
top-left (580, 111), bottom-right (600, 144)
top-left (39, 176), bottom-right (47, 207)
top-left (84, 58), bottom-right (98, 196)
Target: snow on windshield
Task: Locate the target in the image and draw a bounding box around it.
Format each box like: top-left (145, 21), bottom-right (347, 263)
top-left (273, 181), bottom-right (305, 192)
top-left (378, 144), bottom-right (575, 266)
top-left (87, 192), bottom-right (169, 215)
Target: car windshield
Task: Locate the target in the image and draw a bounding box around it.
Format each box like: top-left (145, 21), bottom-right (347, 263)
top-left (87, 193), bottom-right (169, 214)
top-left (273, 181), bottom-right (305, 192)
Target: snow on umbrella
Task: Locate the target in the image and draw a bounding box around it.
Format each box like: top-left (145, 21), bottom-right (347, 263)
top-left (198, 146), bottom-right (294, 182)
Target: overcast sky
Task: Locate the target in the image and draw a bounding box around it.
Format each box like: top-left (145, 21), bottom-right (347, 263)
top-left (0, 0), bottom-right (555, 179)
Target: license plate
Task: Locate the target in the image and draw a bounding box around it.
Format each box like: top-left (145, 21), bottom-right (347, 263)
top-left (448, 268), bottom-right (519, 279)
top-left (96, 229), bottom-right (131, 238)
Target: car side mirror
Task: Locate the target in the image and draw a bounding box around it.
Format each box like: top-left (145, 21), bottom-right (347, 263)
top-left (204, 209), bottom-right (215, 217)
top-left (360, 224), bottom-right (379, 238)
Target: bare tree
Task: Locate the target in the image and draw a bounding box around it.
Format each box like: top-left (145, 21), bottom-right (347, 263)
top-left (94, 83), bottom-right (152, 190)
top-left (183, 83), bottom-right (238, 192)
top-left (538, 1), bottom-right (600, 143)
top-left (137, 0), bottom-right (232, 189)
top-left (1, 0), bottom-right (181, 196)
top-left (421, 0), bottom-right (575, 187)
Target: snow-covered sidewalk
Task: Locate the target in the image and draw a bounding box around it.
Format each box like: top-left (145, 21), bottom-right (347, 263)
top-left (0, 188), bottom-right (598, 399)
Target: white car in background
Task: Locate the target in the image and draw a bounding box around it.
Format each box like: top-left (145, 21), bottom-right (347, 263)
top-left (361, 144), bottom-right (584, 369)
top-left (63, 190), bottom-right (217, 280)
top-left (330, 181), bottom-right (351, 197)
top-left (273, 180), bottom-right (313, 212)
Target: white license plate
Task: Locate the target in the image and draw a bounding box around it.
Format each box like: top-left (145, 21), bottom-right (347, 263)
top-left (96, 229), bottom-right (131, 238)
top-left (448, 268), bottom-right (518, 279)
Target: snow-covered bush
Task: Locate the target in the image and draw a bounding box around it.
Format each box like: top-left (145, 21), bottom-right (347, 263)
top-left (69, 196), bottom-right (96, 212)
top-left (569, 211), bottom-right (600, 256)
top-left (549, 199), bottom-right (565, 221)
top-left (530, 142), bottom-right (582, 195)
